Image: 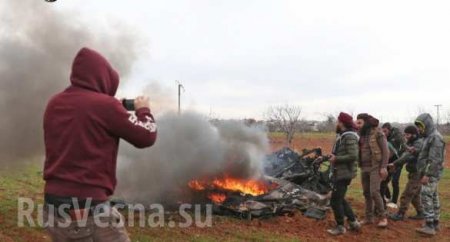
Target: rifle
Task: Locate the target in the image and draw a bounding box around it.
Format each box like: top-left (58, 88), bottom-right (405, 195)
top-left (311, 155), bottom-right (334, 189)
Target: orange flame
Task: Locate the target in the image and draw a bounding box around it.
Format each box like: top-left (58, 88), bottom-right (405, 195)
top-left (188, 175), bottom-right (276, 200)
top-left (188, 180), bottom-right (205, 190)
top-left (211, 176), bottom-right (269, 196)
top-left (207, 193), bottom-right (226, 204)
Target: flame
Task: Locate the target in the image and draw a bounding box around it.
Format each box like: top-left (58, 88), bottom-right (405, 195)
top-left (188, 174), bottom-right (276, 200)
top-left (188, 180), bottom-right (205, 190)
top-left (211, 176), bottom-right (269, 196)
top-left (207, 193), bottom-right (226, 204)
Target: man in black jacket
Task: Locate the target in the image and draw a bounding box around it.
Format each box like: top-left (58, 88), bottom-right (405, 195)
top-left (388, 125), bottom-right (424, 221)
top-left (382, 122), bottom-right (406, 205)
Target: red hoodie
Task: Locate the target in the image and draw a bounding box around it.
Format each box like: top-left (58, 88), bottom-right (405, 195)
top-left (43, 48), bottom-right (157, 201)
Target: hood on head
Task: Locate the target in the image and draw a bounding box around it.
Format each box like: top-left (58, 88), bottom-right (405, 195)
top-left (70, 47), bottom-right (119, 96)
top-left (415, 113), bottom-right (435, 137)
top-left (368, 116), bottom-right (379, 127)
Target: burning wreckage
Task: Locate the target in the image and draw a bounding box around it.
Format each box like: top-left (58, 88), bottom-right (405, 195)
top-left (187, 147), bottom-right (333, 220)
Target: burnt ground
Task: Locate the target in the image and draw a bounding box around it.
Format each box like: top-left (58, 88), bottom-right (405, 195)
top-left (0, 132), bottom-right (449, 241)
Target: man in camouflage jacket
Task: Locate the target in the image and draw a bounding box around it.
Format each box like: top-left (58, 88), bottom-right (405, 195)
top-left (414, 113), bottom-right (446, 236)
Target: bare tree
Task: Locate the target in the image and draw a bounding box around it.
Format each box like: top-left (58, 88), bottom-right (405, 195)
top-left (445, 109), bottom-right (450, 125)
top-left (317, 113), bottom-right (336, 132)
top-left (265, 105), bottom-right (302, 145)
top-left (440, 109), bottom-right (450, 135)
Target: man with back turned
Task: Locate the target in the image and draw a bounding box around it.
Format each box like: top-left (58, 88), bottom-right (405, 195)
top-left (43, 47), bottom-right (157, 242)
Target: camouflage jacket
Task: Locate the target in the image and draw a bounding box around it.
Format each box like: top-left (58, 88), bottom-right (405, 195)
top-left (416, 113), bottom-right (446, 181)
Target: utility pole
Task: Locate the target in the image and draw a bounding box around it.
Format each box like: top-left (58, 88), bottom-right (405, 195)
top-left (434, 104), bottom-right (442, 127)
top-left (177, 81), bottom-right (185, 115)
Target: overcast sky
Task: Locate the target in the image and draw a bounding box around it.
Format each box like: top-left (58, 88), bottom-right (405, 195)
top-left (54, 0), bottom-right (450, 122)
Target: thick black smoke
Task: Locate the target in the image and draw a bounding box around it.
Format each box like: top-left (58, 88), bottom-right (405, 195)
top-left (0, 0), bottom-right (141, 167)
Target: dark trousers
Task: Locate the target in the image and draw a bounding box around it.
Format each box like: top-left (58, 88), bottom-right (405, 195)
top-left (330, 179), bottom-right (356, 226)
top-left (390, 166), bottom-right (402, 204)
top-left (380, 166), bottom-right (402, 206)
top-left (380, 173), bottom-right (392, 208)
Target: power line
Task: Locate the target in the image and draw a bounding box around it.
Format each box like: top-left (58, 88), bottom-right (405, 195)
top-left (434, 104), bottom-right (442, 127)
top-left (176, 81), bottom-right (185, 115)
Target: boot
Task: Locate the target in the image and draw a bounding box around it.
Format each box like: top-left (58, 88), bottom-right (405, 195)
top-left (416, 221), bottom-right (436, 236)
top-left (377, 218), bottom-right (388, 228)
top-left (408, 211), bottom-right (425, 220)
top-left (349, 220), bottom-right (361, 231)
top-left (389, 212), bottom-right (405, 221)
top-left (327, 225), bottom-right (346, 236)
top-left (434, 220), bottom-right (440, 232)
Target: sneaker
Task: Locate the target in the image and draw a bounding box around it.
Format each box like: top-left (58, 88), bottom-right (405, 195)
top-left (416, 222), bottom-right (436, 236)
top-left (377, 218), bottom-right (388, 228)
top-left (386, 202), bottom-right (398, 209)
top-left (360, 218), bottom-right (374, 225)
top-left (389, 213), bottom-right (404, 221)
top-left (349, 220), bottom-right (361, 231)
top-left (327, 225), bottom-right (346, 236)
top-left (408, 212), bottom-right (425, 220)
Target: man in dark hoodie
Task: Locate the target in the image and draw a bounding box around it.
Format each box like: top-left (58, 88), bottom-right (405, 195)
top-left (381, 122), bottom-right (406, 205)
top-left (388, 125), bottom-right (424, 221)
top-left (356, 113), bottom-right (389, 228)
top-left (326, 112), bottom-right (361, 235)
top-left (414, 113), bottom-right (446, 236)
top-left (43, 47), bottom-right (157, 242)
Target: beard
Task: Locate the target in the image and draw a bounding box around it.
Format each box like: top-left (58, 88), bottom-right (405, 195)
top-left (336, 125), bottom-right (342, 134)
top-left (406, 135), bottom-right (417, 144)
top-left (359, 122), bottom-right (372, 136)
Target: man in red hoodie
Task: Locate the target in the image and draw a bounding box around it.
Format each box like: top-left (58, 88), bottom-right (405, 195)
top-left (43, 47), bottom-right (157, 242)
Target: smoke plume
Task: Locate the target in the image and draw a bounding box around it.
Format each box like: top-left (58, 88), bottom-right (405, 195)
top-left (116, 112), bottom-right (269, 204)
top-left (0, 0), bottom-right (141, 167)
top-left (1, 0), bottom-right (271, 204)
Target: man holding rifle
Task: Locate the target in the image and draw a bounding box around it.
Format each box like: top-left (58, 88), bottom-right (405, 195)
top-left (326, 112), bottom-right (361, 235)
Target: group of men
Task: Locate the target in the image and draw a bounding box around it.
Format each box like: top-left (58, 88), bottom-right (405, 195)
top-left (326, 112), bottom-right (446, 237)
